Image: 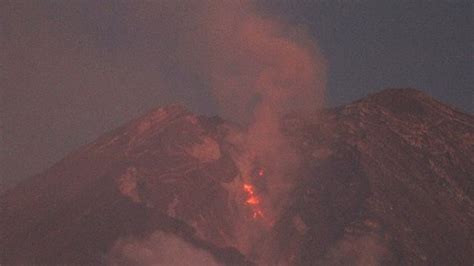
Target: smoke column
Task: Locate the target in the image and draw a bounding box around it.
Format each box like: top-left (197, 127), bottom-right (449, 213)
top-left (206, 2), bottom-right (326, 124)
top-left (107, 1), bottom-right (327, 263)
top-left (202, 0), bottom-right (327, 260)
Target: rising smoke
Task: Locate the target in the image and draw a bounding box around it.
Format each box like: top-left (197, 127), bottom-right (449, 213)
top-left (206, 1), bottom-right (326, 123)
top-left (107, 0), bottom-right (326, 264)
top-left (107, 231), bottom-right (219, 266)
top-left (203, 0), bottom-right (326, 260)
top-left (322, 230), bottom-right (391, 266)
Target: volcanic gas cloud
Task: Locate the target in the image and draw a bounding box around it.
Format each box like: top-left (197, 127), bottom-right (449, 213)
top-left (205, 0), bottom-right (327, 260)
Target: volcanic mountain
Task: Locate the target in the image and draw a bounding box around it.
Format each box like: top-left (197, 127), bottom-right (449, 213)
top-left (1, 89), bottom-right (473, 265)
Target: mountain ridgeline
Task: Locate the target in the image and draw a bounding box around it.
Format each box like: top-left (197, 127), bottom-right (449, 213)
top-left (1, 89), bottom-right (473, 265)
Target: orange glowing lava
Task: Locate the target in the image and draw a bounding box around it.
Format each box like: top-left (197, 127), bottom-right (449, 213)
top-left (243, 183), bottom-right (264, 219)
top-left (246, 196), bottom-right (260, 205)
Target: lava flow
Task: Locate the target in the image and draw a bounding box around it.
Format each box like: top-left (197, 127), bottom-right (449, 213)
top-left (242, 168), bottom-right (265, 220)
top-left (243, 183), bottom-right (264, 219)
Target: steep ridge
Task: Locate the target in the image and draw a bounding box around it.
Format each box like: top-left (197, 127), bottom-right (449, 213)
top-left (1, 89), bottom-right (473, 265)
top-left (284, 89), bottom-right (473, 265)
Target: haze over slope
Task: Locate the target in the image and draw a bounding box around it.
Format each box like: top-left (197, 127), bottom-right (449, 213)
top-left (1, 89), bottom-right (473, 265)
top-left (2, 0), bottom-right (471, 188)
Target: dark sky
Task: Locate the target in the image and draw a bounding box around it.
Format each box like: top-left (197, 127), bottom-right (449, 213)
top-left (1, 0), bottom-right (472, 187)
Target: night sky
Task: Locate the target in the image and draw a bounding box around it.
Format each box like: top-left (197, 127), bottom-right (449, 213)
top-left (1, 0), bottom-right (472, 187)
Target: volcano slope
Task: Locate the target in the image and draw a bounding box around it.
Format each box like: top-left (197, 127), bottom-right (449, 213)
top-left (1, 88), bottom-right (473, 265)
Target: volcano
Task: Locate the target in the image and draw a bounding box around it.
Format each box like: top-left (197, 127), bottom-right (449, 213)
top-left (1, 89), bottom-right (473, 265)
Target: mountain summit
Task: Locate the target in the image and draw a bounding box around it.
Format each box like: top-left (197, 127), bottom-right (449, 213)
top-left (1, 89), bottom-right (473, 265)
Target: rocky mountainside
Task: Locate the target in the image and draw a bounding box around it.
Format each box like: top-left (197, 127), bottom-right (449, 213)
top-left (1, 89), bottom-right (473, 265)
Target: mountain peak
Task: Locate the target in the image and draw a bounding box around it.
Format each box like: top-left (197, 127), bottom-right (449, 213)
top-left (2, 89), bottom-right (473, 265)
top-left (338, 88), bottom-right (472, 123)
top-left (132, 103), bottom-right (191, 130)
top-left (357, 88), bottom-right (434, 111)
top-left (370, 87), bottom-right (429, 98)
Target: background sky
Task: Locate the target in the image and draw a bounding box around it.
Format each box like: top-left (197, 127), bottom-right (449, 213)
top-left (1, 0), bottom-right (472, 188)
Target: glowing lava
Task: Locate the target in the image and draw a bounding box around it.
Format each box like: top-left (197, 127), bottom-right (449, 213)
top-left (243, 183), bottom-right (264, 219)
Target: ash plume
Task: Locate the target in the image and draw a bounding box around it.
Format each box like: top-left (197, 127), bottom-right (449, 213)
top-left (206, 1), bottom-right (326, 124)
top-left (89, 0), bottom-right (327, 263)
top-left (201, 0), bottom-right (327, 260)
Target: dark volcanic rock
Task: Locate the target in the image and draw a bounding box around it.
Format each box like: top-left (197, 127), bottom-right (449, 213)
top-left (1, 89), bottom-right (473, 265)
top-left (284, 89), bottom-right (473, 265)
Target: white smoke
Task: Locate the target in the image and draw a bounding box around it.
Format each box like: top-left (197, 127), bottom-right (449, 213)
top-left (107, 231), bottom-right (219, 266)
top-left (323, 233), bottom-right (390, 266)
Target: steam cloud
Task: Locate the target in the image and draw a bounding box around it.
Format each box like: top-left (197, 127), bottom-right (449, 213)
top-left (107, 231), bottom-right (219, 266)
top-left (105, 0), bottom-right (327, 263)
top-left (203, 0), bottom-right (326, 260)
top-left (207, 2), bottom-right (326, 124)
top-left (323, 233), bottom-right (390, 266)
